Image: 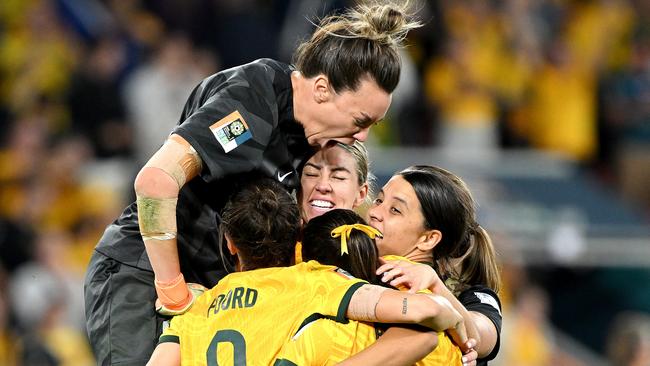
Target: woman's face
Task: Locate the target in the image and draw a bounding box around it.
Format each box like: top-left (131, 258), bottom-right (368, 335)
top-left (367, 175), bottom-right (428, 257)
top-left (299, 144), bottom-right (368, 222)
top-left (297, 76), bottom-right (391, 148)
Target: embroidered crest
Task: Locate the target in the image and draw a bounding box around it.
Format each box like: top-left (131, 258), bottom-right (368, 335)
top-left (209, 111), bottom-right (252, 153)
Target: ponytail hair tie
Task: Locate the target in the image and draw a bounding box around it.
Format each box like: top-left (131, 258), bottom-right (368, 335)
top-left (331, 224), bottom-right (383, 255)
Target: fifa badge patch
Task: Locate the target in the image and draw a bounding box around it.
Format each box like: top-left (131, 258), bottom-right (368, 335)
top-left (474, 292), bottom-right (502, 315)
top-left (209, 110), bottom-right (252, 153)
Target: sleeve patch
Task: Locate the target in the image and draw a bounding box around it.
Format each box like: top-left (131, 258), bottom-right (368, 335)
top-left (209, 110), bottom-right (252, 153)
top-left (474, 292), bottom-right (502, 315)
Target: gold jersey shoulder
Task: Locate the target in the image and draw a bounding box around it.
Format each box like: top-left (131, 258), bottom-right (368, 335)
top-left (275, 256), bottom-right (463, 365)
top-left (161, 261), bottom-right (365, 366)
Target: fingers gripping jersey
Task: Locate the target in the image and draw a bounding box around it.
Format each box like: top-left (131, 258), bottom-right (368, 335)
top-left (160, 261), bottom-right (365, 365)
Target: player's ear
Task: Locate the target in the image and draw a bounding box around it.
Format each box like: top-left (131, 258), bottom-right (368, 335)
top-left (313, 74), bottom-right (331, 103)
top-left (353, 183), bottom-right (369, 208)
top-left (415, 229), bottom-right (441, 252)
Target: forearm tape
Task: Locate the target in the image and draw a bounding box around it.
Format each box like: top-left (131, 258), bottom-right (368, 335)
top-left (348, 285), bottom-right (388, 322)
top-left (145, 134), bottom-right (202, 189)
top-left (137, 195), bottom-right (178, 241)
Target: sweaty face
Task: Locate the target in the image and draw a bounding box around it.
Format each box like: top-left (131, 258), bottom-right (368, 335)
top-left (304, 78), bottom-right (391, 148)
top-left (299, 144), bottom-right (367, 222)
top-left (367, 175), bottom-right (428, 257)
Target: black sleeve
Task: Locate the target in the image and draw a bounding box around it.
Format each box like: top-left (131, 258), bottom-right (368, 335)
top-left (174, 65), bottom-right (279, 183)
top-left (458, 285), bottom-right (502, 363)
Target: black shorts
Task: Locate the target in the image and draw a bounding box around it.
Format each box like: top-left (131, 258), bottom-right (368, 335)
top-left (84, 250), bottom-right (166, 366)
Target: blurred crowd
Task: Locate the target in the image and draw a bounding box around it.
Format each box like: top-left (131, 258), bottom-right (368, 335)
top-left (0, 0), bottom-right (649, 365)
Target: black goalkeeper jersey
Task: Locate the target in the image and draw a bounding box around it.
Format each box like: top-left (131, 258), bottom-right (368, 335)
top-left (95, 59), bottom-right (312, 287)
top-left (458, 285), bottom-right (503, 365)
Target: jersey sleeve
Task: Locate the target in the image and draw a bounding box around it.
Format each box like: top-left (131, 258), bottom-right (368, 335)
top-left (458, 285), bottom-right (502, 361)
top-left (159, 317), bottom-right (183, 345)
top-left (173, 73), bottom-right (278, 183)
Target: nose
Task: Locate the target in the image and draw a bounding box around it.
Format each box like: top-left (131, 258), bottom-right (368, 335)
top-left (367, 204), bottom-right (381, 223)
top-left (315, 175), bottom-right (332, 193)
top-left (353, 127), bottom-right (371, 142)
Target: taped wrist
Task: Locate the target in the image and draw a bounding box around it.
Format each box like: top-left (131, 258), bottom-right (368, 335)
top-left (155, 273), bottom-right (192, 310)
top-left (137, 195), bottom-right (178, 241)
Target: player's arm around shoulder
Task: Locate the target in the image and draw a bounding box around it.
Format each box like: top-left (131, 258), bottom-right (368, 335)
top-left (346, 284), bottom-right (467, 342)
top-left (337, 326), bottom-right (438, 366)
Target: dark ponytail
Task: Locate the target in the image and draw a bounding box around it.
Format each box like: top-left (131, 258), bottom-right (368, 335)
top-left (302, 209), bottom-right (379, 284)
top-left (456, 225), bottom-right (501, 293)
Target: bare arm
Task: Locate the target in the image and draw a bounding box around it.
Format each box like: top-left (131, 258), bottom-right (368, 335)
top-left (428, 280), bottom-right (497, 357)
top-left (346, 284), bottom-right (467, 341)
top-left (378, 260), bottom-right (496, 357)
top-left (147, 343), bottom-right (180, 366)
top-left (134, 134), bottom-right (202, 310)
top-left (469, 311), bottom-right (498, 357)
top-left (337, 326), bottom-right (438, 366)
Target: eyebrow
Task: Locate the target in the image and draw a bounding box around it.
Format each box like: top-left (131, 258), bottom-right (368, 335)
top-left (304, 162), bottom-right (321, 170)
top-left (393, 196), bottom-right (409, 207)
top-left (331, 167), bottom-right (351, 174)
top-left (304, 163), bottom-right (351, 174)
top-left (355, 113), bottom-right (374, 127)
top-left (378, 189), bottom-right (408, 207)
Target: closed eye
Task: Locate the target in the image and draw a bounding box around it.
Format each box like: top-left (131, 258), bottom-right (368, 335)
top-left (354, 114), bottom-right (373, 128)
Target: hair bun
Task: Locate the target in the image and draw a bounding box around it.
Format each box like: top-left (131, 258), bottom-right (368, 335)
top-left (348, 2), bottom-right (421, 46)
top-left (364, 6), bottom-right (406, 37)
top-left (257, 189), bottom-right (280, 213)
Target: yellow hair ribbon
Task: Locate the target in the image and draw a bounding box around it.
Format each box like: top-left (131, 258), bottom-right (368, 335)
top-left (330, 224), bottom-right (383, 255)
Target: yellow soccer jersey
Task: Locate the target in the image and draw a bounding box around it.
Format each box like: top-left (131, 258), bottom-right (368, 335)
top-left (418, 332), bottom-right (463, 366)
top-left (276, 318), bottom-right (375, 365)
top-left (159, 260), bottom-right (365, 366)
top-left (277, 319), bottom-right (461, 366)
top-left (275, 255), bottom-right (462, 366)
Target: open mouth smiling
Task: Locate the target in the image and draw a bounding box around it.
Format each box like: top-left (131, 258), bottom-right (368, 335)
top-left (310, 199), bottom-right (334, 210)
